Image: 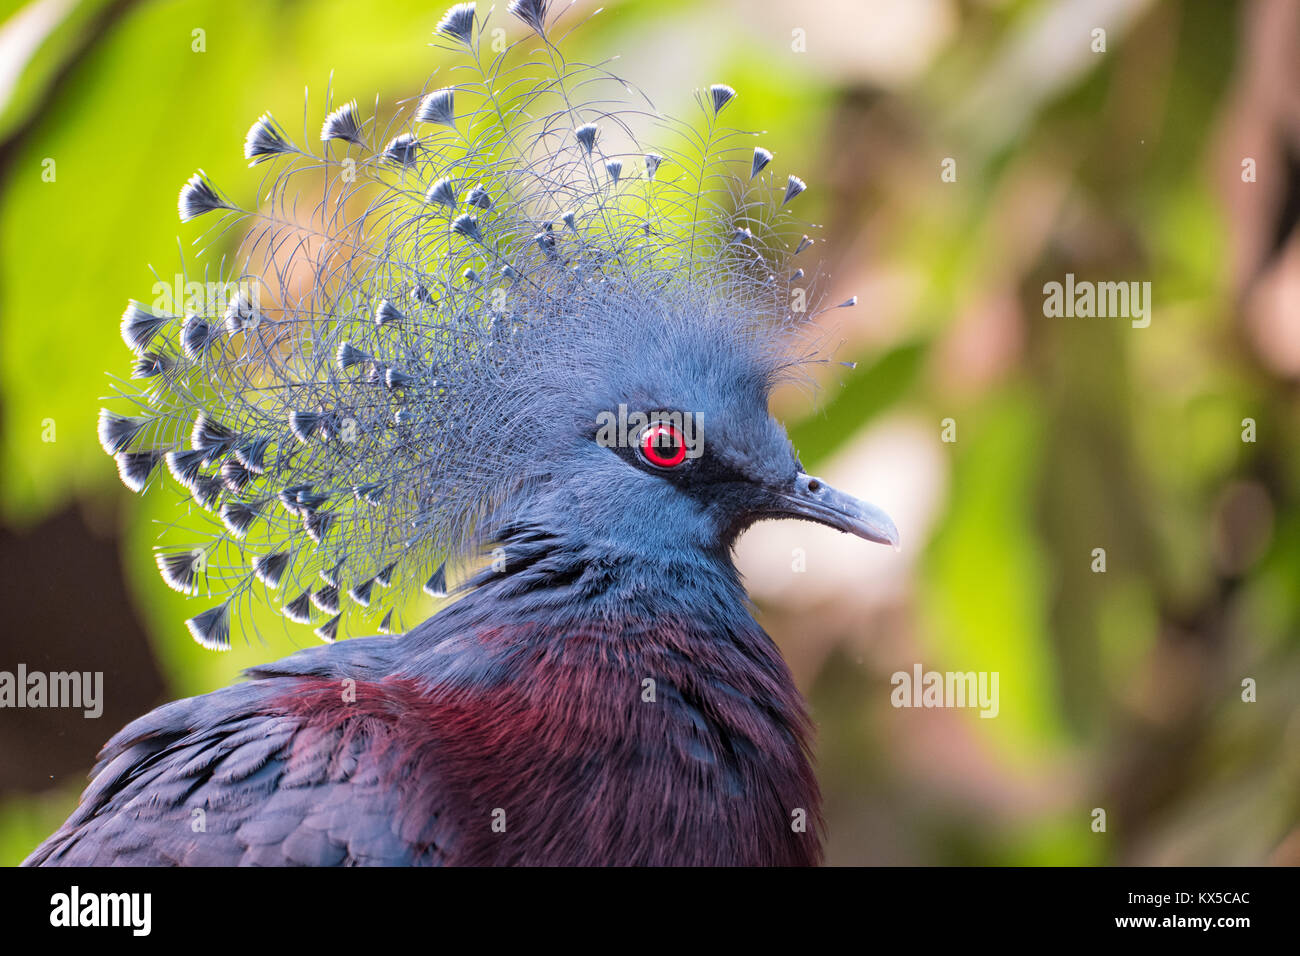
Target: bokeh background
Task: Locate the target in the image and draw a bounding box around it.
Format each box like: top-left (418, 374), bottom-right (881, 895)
top-left (1, 0), bottom-right (1297, 865)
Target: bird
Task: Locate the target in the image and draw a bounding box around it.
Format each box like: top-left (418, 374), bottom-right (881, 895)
top-left (27, 0), bottom-right (898, 866)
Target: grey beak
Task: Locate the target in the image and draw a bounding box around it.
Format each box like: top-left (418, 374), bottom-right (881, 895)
top-left (771, 472), bottom-right (900, 549)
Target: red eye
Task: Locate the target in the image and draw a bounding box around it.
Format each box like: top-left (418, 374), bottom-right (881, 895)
top-left (638, 422), bottom-right (687, 468)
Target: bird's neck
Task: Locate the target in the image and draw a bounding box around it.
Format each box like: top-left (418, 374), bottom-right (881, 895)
top-left (403, 523), bottom-right (769, 671)
top-left (482, 523), bottom-right (752, 623)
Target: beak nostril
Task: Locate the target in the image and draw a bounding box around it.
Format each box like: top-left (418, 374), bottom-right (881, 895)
top-left (779, 477), bottom-right (897, 547)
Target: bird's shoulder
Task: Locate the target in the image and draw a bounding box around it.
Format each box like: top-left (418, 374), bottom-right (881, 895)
top-left (25, 641), bottom-right (456, 866)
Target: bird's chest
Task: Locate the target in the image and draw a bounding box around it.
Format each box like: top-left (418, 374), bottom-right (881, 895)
top-left (421, 629), bottom-right (822, 865)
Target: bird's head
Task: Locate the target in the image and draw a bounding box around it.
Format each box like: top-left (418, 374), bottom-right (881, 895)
top-left (491, 298), bottom-right (898, 562)
top-left (96, 1), bottom-right (898, 647)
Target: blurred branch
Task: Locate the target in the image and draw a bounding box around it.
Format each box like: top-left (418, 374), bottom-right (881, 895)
top-left (0, 0), bottom-right (138, 182)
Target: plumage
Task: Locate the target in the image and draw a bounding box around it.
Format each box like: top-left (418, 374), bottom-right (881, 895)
top-left (244, 113), bottom-right (295, 164)
top-left (424, 177), bottom-right (457, 208)
top-left (114, 450), bottom-right (163, 492)
top-left (383, 133), bottom-right (419, 168)
top-left (252, 551), bottom-right (290, 589)
top-left (31, 2), bottom-right (899, 868)
top-left (120, 301), bottom-right (171, 351)
top-left (219, 499), bottom-right (260, 537)
top-left (232, 436), bottom-right (270, 474)
top-left (320, 101), bottom-right (365, 147)
top-left (436, 2), bottom-right (476, 44)
top-left (415, 88), bottom-right (455, 126)
top-left (181, 314), bottom-right (218, 358)
top-left (97, 410), bottom-right (148, 455)
top-left (178, 170), bottom-right (235, 221)
top-left (320, 557), bottom-right (346, 588)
